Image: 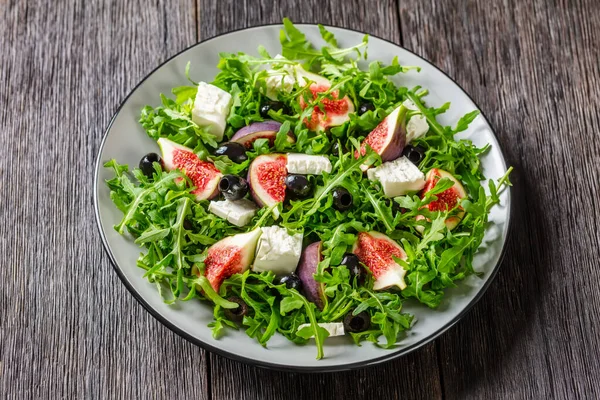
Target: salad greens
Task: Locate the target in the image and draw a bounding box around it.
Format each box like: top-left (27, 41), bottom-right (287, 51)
top-left (104, 18), bottom-right (512, 359)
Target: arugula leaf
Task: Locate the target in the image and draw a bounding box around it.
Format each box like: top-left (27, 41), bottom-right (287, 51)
top-left (280, 18), bottom-right (367, 67)
top-left (304, 151), bottom-right (378, 218)
top-left (416, 214), bottom-right (447, 253)
top-left (280, 296), bottom-right (304, 315)
top-left (134, 227), bottom-right (170, 245)
top-left (453, 110), bottom-right (480, 134)
top-left (185, 61), bottom-right (198, 86)
top-left (274, 120), bottom-right (292, 151)
top-left (172, 85), bottom-right (197, 105)
top-left (318, 24), bottom-right (338, 47)
top-left (195, 276), bottom-right (239, 309)
top-left (360, 181), bottom-right (395, 232)
top-left (438, 237), bottom-right (474, 273)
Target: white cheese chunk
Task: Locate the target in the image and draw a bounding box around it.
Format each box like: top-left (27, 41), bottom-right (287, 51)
top-left (265, 73), bottom-right (296, 100)
top-left (264, 55), bottom-right (297, 100)
top-left (208, 199), bottom-right (257, 227)
top-left (252, 226), bottom-right (303, 275)
top-left (406, 115), bottom-right (429, 143)
top-left (286, 154), bottom-right (332, 175)
top-left (297, 322), bottom-right (345, 337)
top-left (192, 82), bottom-right (232, 141)
top-left (367, 156), bottom-right (426, 197)
top-left (402, 99), bottom-right (419, 111)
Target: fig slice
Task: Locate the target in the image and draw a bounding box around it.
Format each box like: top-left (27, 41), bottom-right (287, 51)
top-left (419, 168), bottom-right (467, 230)
top-left (352, 231), bottom-right (408, 291)
top-left (231, 120), bottom-right (294, 149)
top-left (202, 229), bottom-right (262, 292)
top-left (157, 138), bottom-right (222, 201)
top-left (296, 241), bottom-right (325, 309)
top-left (247, 154), bottom-right (287, 219)
top-left (357, 105), bottom-right (408, 170)
top-left (296, 67), bottom-right (354, 131)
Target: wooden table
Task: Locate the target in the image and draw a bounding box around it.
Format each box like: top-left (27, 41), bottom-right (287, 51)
top-left (2, 0), bottom-right (599, 398)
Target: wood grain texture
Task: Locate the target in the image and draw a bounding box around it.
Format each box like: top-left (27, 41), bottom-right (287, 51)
top-left (400, 0), bottom-right (600, 398)
top-left (0, 1), bottom-right (209, 399)
top-left (2, 0), bottom-right (599, 399)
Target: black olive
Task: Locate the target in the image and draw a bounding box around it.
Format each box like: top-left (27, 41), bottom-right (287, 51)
top-left (260, 101), bottom-right (290, 118)
top-left (332, 187), bottom-right (353, 211)
top-left (213, 142), bottom-right (248, 163)
top-left (340, 253), bottom-right (364, 283)
top-left (139, 153), bottom-right (163, 178)
top-left (384, 198), bottom-right (403, 214)
top-left (285, 174), bottom-right (312, 199)
top-left (331, 142), bottom-right (345, 156)
top-left (224, 296), bottom-right (248, 322)
top-left (183, 219), bottom-right (193, 230)
top-left (357, 103), bottom-right (375, 116)
top-left (343, 310), bottom-right (371, 333)
top-left (402, 145), bottom-right (426, 166)
top-left (278, 273), bottom-right (303, 290)
top-left (219, 175), bottom-right (249, 201)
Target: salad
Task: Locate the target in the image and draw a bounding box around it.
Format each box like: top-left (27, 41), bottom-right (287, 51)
top-left (104, 19), bottom-right (512, 359)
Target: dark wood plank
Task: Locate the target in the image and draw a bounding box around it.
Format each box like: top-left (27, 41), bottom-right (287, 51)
top-left (198, 2), bottom-right (443, 399)
top-left (198, 0), bottom-right (401, 42)
top-left (0, 1), bottom-right (209, 399)
top-left (400, 0), bottom-right (600, 398)
top-left (209, 346), bottom-right (441, 400)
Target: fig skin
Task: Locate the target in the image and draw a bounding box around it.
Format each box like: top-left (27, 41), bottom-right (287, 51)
top-left (296, 241), bottom-right (325, 309)
top-left (231, 120), bottom-right (295, 148)
top-left (359, 105), bottom-right (408, 169)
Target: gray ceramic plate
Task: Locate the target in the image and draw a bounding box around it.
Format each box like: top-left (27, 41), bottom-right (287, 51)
top-left (94, 24), bottom-right (511, 372)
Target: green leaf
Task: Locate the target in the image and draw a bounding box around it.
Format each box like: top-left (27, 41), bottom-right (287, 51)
top-left (438, 237), bottom-right (474, 273)
top-left (257, 45), bottom-right (271, 59)
top-left (274, 120), bottom-right (292, 151)
top-left (416, 214), bottom-right (447, 253)
top-left (280, 18), bottom-right (367, 66)
top-left (361, 181), bottom-right (395, 232)
top-left (305, 151), bottom-right (378, 218)
top-left (453, 110), bottom-right (480, 133)
top-left (318, 24), bottom-right (338, 47)
top-left (280, 296), bottom-right (304, 315)
top-left (185, 61), bottom-right (198, 85)
top-left (172, 85), bottom-right (197, 105)
top-left (297, 325), bottom-right (330, 341)
top-left (134, 227), bottom-right (170, 244)
top-left (195, 276), bottom-right (240, 309)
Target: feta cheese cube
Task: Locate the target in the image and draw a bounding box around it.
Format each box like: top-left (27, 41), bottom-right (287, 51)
top-left (192, 82), bottom-right (232, 141)
top-left (264, 55), bottom-right (297, 100)
top-left (265, 73), bottom-right (296, 100)
top-left (367, 156), bottom-right (426, 197)
top-left (402, 99), bottom-right (419, 111)
top-left (208, 199), bottom-right (257, 227)
top-left (252, 226), bottom-right (303, 275)
top-left (286, 154), bottom-right (332, 175)
top-left (406, 115), bottom-right (429, 143)
top-left (297, 322), bottom-right (345, 337)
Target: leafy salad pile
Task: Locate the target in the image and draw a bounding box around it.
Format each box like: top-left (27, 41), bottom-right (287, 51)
top-left (104, 19), bottom-right (512, 359)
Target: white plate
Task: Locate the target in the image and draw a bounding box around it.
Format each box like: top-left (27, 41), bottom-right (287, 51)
top-left (94, 24), bottom-right (511, 371)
